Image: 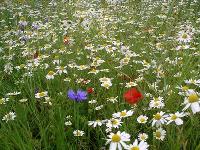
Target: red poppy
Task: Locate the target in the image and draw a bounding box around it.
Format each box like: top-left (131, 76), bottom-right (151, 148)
top-left (123, 88), bottom-right (143, 104)
top-left (87, 87), bottom-right (94, 94)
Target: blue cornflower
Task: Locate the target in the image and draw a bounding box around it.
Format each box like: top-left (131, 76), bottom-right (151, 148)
top-left (67, 89), bottom-right (87, 102)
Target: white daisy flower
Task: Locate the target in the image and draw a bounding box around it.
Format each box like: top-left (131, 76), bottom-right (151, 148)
top-left (112, 110), bottom-right (134, 118)
top-left (2, 111), bottom-right (16, 122)
top-left (125, 82), bottom-right (137, 88)
top-left (149, 97), bottom-right (165, 109)
top-left (166, 111), bottom-right (186, 125)
top-left (106, 131), bottom-right (130, 150)
top-left (88, 120), bottom-right (103, 127)
top-left (152, 111), bottom-right (168, 127)
top-left (137, 115), bottom-right (148, 124)
top-left (0, 98), bottom-right (9, 105)
top-left (154, 128), bottom-right (166, 141)
top-left (138, 133), bottom-right (148, 141)
top-left (73, 130), bottom-right (84, 136)
top-left (35, 91), bottom-right (48, 99)
top-left (101, 81), bottom-right (112, 89)
top-left (46, 71), bottom-right (56, 80)
top-left (182, 90), bottom-right (200, 114)
top-left (55, 66), bottom-right (67, 75)
top-left (106, 118), bottom-right (122, 128)
top-left (184, 79), bottom-right (200, 87)
top-left (177, 31), bottom-right (192, 43)
top-left (126, 139), bottom-right (149, 150)
top-left (64, 121), bottom-right (72, 126)
top-left (107, 97), bottom-right (118, 103)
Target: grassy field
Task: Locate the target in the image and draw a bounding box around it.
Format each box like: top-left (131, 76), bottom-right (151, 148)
top-left (0, 0), bottom-right (200, 150)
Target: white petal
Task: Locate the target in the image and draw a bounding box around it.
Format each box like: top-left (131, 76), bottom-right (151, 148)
top-left (120, 141), bottom-right (128, 148)
top-left (118, 143), bottom-right (122, 150)
top-left (175, 118), bottom-right (183, 125)
top-left (191, 103), bottom-right (200, 114)
top-left (109, 142), bottom-right (117, 150)
top-left (183, 103), bottom-right (191, 111)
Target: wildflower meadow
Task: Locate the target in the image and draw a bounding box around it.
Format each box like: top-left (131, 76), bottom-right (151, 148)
top-left (0, 0), bottom-right (200, 150)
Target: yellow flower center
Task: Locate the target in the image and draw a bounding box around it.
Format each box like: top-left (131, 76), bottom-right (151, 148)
top-left (131, 146), bottom-right (139, 150)
top-left (60, 66), bottom-right (64, 70)
top-left (171, 114), bottom-right (177, 120)
top-left (20, 64), bottom-right (25, 68)
top-left (182, 86), bottom-right (189, 91)
top-left (154, 97), bottom-right (159, 102)
top-left (140, 118), bottom-right (146, 123)
top-left (103, 83), bottom-right (110, 88)
top-left (155, 131), bottom-right (161, 138)
top-left (55, 55), bottom-right (59, 59)
top-left (154, 113), bottom-right (161, 120)
top-left (111, 119), bottom-right (118, 125)
top-left (188, 94), bottom-right (199, 103)
top-left (111, 134), bottom-right (121, 142)
top-left (48, 71), bottom-right (55, 75)
top-left (182, 33), bottom-right (188, 39)
top-left (76, 131), bottom-right (81, 136)
top-left (154, 102), bottom-right (159, 106)
top-left (120, 111), bottom-right (127, 117)
top-left (0, 99), bottom-right (4, 104)
top-left (140, 135), bottom-right (146, 140)
top-left (39, 92), bottom-right (45, 97)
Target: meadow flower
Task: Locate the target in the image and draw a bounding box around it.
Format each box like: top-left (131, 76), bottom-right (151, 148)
top-left (43, 97), bottom-right (52, 106)
top-left (35, 91), bottom-right (48, 98)
top-left (87, 87), bottom-right (94, 94)
top-left (106, 118), bottom-right (122, 128)
top-left (138, 133), bottom-right (148, 141)
top-left (112, 110), bottom-right (133, 118)
top-left (125, 82), bottom-right (138, 88)
top-left (154, 128), bottom-right (166, 141)
top-left (88, 99), bottom-right (97, 104)
top-left (184, 79), bottom-right (200, 87)
top-left (46, 71), bottom-right (56, 79)
top-left (107, 97), bottom-right (118, 103)
top-left (177, 85), bottom-right (190, 95)
top-left (65, 121), bottom-right (72, 126)
top-left (99, 77), bottom-right (112, 83)
top-left (137, 115), bottom-right (148, 124)
top-left (88, 120), bottom-right (103, 127)
top-left (149, 97), bottom-right (165, 109)
top-left (19, 98), bottom-right (28, 103)
top-left (101, 81), bottom-right (112, 89)
top-left (106, 131), bottom-right (130, 150)
top-left (88, 68), bottom-right (100, 74)
top-left (6, 91), bottom-right (21, 96)
top-left (95, 105), bottom-right (104, 110)
top-left (67, 89), bottom-right (87, 102)
top-left (76, 65), bottom-right (89, 70)
top-left (124, 88), bottom-right (143, 105)
top-left (73, 130), bottom-right (84, 136)
top-left (0, 98), bottom-right (9, 105)
top-left (126, 139), bottom-right (149, 150)
top-left (64, 77), bottom-right (71, 82)
top-left (182, 90), bottom-right (200, 114)
top-left (2, 111), bottom-right (16, 122)
top-left (166, 112), bottom-right (186, 125)
top-left (177, 31), bottom-right (192, 43)
top-left (152, 111), bottom-right (168, 127)
top-left (55, 66), bottom-right (67, 75)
